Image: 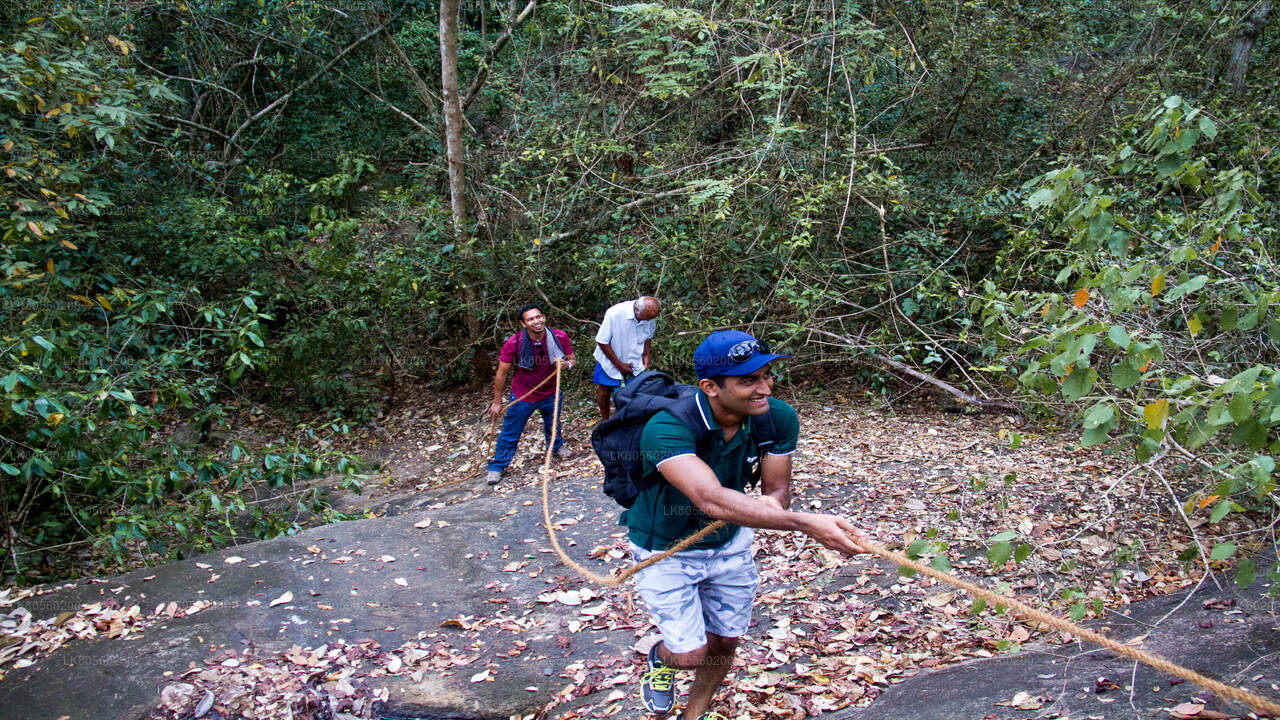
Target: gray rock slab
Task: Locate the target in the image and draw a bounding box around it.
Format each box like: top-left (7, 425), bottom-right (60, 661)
top-left (0, 469), bottom-right (642, 720)
top-left (825, 574), bottom-right (1280, 720)
top-left (5, 461), bottom-right (1280, 720)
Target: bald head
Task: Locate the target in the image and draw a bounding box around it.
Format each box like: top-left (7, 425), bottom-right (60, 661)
top-left (634, 296), bottom-right (661, 321)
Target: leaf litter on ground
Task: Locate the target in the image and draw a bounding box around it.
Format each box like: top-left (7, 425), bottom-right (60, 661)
top-left (1, 381), bottom-right (1255, 719)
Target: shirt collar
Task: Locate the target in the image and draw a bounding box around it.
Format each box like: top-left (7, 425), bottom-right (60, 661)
top-left (694, 390), bottom-right (717, 431)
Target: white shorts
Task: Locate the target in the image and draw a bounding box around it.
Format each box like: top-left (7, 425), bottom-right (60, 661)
top-left (629, 527), bottom-right (759, 654)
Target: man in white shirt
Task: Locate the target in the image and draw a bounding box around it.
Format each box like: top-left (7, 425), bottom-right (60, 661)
top-left (593, 296), bottom-right (661, 419)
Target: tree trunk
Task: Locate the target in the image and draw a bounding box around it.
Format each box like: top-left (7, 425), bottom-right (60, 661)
top-left (440, 0), bottom-right (483, 354)
top-left (1225, 0), bottom-right (1274, 95)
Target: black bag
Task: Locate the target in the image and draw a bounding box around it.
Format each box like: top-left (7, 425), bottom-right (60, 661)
top-left (590, 369), bottom-right (775, 508)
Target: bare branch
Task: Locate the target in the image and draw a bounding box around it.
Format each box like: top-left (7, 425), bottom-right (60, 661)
top-left (222, 21), bottom-right (390, 163)
top-left (462, 0), bottom-right (538, 112)
top-left (384, 28), bottom-right (441, 119)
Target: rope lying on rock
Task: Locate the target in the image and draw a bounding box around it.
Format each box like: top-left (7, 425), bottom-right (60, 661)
top-left (529, 365), bottom-right (1280, 716)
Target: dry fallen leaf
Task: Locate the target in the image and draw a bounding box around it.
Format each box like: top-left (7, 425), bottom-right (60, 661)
top-left (1167, 702), bottom-right (1205, 718)
top-left (269, 591), bottom-right (293, 608)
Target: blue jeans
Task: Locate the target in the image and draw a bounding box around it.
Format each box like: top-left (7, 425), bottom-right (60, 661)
top-left (487, 391), bottom-right (564, 472)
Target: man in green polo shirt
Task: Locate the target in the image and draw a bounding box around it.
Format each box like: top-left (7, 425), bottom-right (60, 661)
top-left (625, 330), bottom-right (867, 720)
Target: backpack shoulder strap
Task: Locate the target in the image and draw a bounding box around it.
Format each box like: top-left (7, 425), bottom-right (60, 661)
top-left (664, 393), bottom-right (711, 452)
top-left (752, 408), bottom-right (777, 452)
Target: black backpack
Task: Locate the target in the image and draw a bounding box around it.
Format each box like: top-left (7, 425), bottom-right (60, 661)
top-left (590, 370), bottom-right (776, 508)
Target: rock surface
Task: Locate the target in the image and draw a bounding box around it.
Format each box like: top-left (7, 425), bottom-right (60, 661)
top-left (3, 416), bottom-right (1280, 720)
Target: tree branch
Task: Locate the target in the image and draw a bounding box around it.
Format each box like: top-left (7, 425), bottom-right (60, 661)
top-left (461, 0), bottom-right (538, 112)
top-left (384, 28), bottom-right (440, 119)
top-left (221, 21), bottom-right (390, 163)
top-left (810, 328), bottom-right (1023, 415)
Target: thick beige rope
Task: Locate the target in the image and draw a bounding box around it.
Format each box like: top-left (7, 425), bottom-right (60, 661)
top-left (536, 365), bottom-right (732, 587)
top-left (855, 538), bottom-right (1280, 716)
top-left (534, 366), bottom-right (1280, 715)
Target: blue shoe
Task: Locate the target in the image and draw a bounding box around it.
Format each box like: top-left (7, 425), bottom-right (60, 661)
top-left (640, 643), bottom-right (677, 714)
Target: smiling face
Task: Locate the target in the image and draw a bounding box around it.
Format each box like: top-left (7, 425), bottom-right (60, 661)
top-left (520, 307), bottom-right (546, 336)
top-left (700, 363), bottom-right (775, 422)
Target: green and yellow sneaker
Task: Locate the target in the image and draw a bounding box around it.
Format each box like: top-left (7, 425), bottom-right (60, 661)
top-left (640, 644), bottom-right (677, 714)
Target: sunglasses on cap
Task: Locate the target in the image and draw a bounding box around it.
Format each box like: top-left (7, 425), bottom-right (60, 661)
top-left (726, 339), bottom-right (769, 363)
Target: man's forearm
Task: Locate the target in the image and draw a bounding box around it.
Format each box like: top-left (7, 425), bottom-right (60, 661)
top-left (598, 343), bottom-right (625, 370)
top-left (696, 485), bottom-right (812, 533)
top-left (492, 369), bottom-right (509, 403)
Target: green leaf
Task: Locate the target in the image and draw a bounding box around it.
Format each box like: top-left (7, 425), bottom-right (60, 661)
top-left (1198, 115), bottom-right (1217, 140)
top-left (1014, 543), bottom-right (1032, 563)
top-left (1027, 187), bottom-right (1056, 210)
top-left (1209, 542), bottom-right (1237, 561)
top-left (0, 463), bottom-right (19, 476)
top-left (970, 597), bottom-right (987, 614)
top-left (1112, 361), bottom-right (1141, 390)
top-left (1236, 557), bottom-right (1256, 588)
top-left (1165, 274), bottom-right (1208, 301)
top-left (1228, 393), bottom-right (1254, 424)
top-left (1082, 424), bottom-right (1111, 446)
top-left (1220, 305), bottom-right (1238, 332)
top-left (990, 530), bottom-right (1019, 542)
top-left (32, 335), bottom-right (55, 351)
top-left (1107, 325), bottom-right (1131, 348)
top-left (1230, 366), bottom-right (1264, 389)
top-left (1231, 418), bottom-right (1269, 450)
top-left (930, 554), bottom-right (951, 572)
top-left (1061, 367), bottom-right (1096, 402)
top-left (1082, 402), bottom-right (1115, 429)
top-left (988, 541), bottom-right (1013, 566)
top-left (906, 539), bottom-right (929, 558)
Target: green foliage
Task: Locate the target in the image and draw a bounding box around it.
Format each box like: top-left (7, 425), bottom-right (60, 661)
top-left (976, 93), bottom-right (1278, 586)
top-left (0, 9), bottom-right (370, 580)
top-left (979, 94), bottom-right (1277, 471)
top-left (3, 0), bottom-right (1278, 584)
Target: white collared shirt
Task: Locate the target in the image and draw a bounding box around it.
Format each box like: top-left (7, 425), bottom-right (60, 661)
top-left (593, 300), bottom-right (657, 379)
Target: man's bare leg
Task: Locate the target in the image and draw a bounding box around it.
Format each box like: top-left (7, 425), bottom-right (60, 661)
top-left (595, 384), bottom-right (613, 420)
top-left (657, 634), bottom-right (738, 719)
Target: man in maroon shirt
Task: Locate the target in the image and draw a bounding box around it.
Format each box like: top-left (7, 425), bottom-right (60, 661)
top-left (486, 304), bottom-right (576, 485)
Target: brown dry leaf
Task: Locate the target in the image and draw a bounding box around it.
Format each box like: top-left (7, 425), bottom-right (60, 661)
top-left (268, 591), bottom-right (293, 608)
top-left (1167, 702), bottom-right (1205, 718)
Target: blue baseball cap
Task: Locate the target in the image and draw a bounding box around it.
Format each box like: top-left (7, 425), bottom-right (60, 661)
top-left (693, 330), bottom-right (792, 379)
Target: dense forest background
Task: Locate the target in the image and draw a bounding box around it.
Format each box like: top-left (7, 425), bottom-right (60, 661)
top-left (2, 0), bottom-right (1276, 585)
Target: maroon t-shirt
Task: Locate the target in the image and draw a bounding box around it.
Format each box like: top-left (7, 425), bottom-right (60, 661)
top-left (499, 328), bottom-right (573, 402)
